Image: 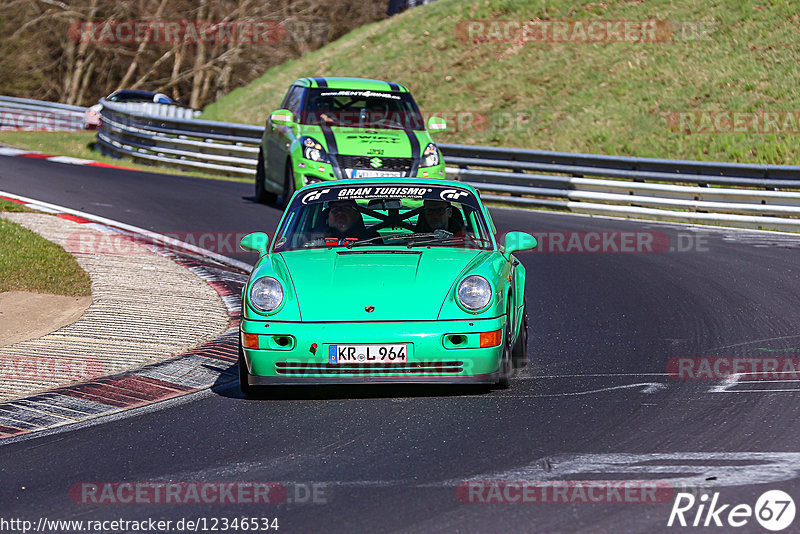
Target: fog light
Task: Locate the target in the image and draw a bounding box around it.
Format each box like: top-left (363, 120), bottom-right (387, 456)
top-left (479, 329), bottom-right (502, 348)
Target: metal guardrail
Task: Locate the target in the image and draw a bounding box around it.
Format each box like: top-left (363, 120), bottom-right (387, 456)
top-left (97, 99), bottom-right (261, 176)
top-left (0, 96), bottom-right (86, 131)
top-left (104, 102), bottom-right (201, 120)
top-left (441, 144), bottom-right (800, 231)
top-left (90, 100), bottom-right (800, 231)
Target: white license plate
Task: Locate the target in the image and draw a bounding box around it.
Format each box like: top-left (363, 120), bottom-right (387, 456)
top-left (328, 344), bottom-right (408, 363)
top-left (349, 169), bottom-right (404, 178)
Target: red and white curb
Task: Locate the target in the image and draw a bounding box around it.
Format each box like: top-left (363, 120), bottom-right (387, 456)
top-left (0, 145), bottom-right (139, 171)
top-left (0, 191), bottom-right (253, 441)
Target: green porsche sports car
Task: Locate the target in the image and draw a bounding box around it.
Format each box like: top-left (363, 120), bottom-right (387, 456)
top-left (254, 77), bottom-right (447, 205)
top-left (238, 178), bottom-right (537, 394)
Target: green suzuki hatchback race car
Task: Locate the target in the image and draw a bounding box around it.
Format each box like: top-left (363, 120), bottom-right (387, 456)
top-left (254, 77), bottom-right (447, 205)
top-left (238, 178), bottom-right (537, 395)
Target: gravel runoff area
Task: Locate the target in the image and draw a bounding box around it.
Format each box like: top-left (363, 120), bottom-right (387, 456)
top-left (0, 211), bottom-right (231, 401)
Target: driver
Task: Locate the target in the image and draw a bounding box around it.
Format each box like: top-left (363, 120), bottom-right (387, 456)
top-left (324, 200), bottom-right (381, 243)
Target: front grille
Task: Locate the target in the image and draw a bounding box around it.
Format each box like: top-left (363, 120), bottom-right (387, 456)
top-left (338, 155), bottom-right (413, 173)
top-left (275, 361), bottom-right (464, 376)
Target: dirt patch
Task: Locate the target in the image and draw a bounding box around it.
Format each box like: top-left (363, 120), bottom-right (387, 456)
top-left (0, 291), bottom-right (91, 346)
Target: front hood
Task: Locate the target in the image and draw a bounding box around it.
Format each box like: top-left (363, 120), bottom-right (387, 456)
top-left (334, 128), bottom-right (410, 157)
top-left (280, 248), bottom-right (480, 322)
top-left (303, 125), bottom-right (422, 158)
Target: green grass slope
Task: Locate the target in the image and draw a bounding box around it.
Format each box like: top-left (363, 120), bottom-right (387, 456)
top-left (201, 0), bottom-right (800, 164)
top-left (0, 199), bottom-right (91, 296)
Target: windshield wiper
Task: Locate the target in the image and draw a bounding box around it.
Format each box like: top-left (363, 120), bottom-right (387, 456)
top-left (441, 234), bottom-right (488, 248)
top-left (405, 229), bottom-right (454, 247)
top-left (345, 233), bottom-right (394, 248)
top-left (345, 230), bottom-right (468, 249)
top-left (407, 232), bottom-right (490, 249)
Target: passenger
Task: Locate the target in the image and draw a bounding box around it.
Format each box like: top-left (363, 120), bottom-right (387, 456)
top-left (416, 199), bottom-right (465, 235)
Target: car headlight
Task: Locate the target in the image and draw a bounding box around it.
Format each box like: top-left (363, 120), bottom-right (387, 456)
top-left (457, 275), bottom-right (492, 311)
top-left (301, 137), bottom-right (329, 163)
top-left (420, 143), bottom-right (440, 168)
top-left (250, 277), bottom-right (284, 312)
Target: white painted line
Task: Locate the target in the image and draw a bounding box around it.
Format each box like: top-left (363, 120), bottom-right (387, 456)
top-left (516, 373), bottom-right (670, 379)
top-left (0, 189), bottom-right (253, 272)
top-left (46, 156), bottom-right (95, 165)
top-left (453, 452), bottom-right (800, 489)
top-left (0, 147), bottom-right (28, 156)
top-left (714, 389), bottom-right (800, 393)
top-left (502, 383), bottom-right (667, 397)
top-left (30, 205), bottom-right (61, 214)
top-left (490, 202), bottom-right (800, 236)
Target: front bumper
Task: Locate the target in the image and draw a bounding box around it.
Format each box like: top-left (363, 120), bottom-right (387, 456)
top-left (240, 316), bottom-right (504, 385)
top-left (295, 159), bottom-right (446, 185)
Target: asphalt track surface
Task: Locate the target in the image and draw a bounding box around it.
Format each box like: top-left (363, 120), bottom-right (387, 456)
top-left (2, 155), bottom-right (800, 533)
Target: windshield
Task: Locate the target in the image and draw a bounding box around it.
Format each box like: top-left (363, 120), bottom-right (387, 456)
top-left (299, 88), bottom-right (424, 130)
top-left (272, 184), bottom-right (494, 252)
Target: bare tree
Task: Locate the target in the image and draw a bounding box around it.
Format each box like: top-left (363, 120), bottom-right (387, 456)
top-left (0, 0), bottom-right (389, 107)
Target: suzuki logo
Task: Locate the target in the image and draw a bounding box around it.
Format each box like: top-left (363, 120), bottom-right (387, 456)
top-left (365, 306), bottom-right (375, 313)
top-left (369, 157), bottom-right (383, 169)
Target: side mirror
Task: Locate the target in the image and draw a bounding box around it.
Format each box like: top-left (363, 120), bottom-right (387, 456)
top-left (240, 232), bottom-right (270, 255)
top-left (427, 116), bottom-right (447, 132)
top-left (270, 109), bottom-right (294, 126)
top-left (504, 232), bottom-right (537, 255)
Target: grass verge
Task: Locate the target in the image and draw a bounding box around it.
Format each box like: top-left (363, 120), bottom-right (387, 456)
top-left (0, 200), bottom-right (92, 296)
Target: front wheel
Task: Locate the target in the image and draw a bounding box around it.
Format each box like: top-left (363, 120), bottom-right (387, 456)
top-left (496, 305), bottom-right (514, 389)
top-left (254, 147), bottom-right (277, 205)
top-left (282, 162), bottom-right (296, 207)
top-left (512, 299), bottom-right (528, 368)
top-left (496, 342), bottom-right (513, 389)
top-left (238, 338), bottom-right (255, 397)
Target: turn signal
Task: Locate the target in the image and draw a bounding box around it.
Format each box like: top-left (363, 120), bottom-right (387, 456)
top-left (242, 333), bottom-right (259, 349)
top-left (479, 329), bottom-right (503, 348)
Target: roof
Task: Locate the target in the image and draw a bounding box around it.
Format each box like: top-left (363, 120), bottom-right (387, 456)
top-left (302, 177), bottom-right (478, 194)
top-left (293, 77), bottom-right (410, 93)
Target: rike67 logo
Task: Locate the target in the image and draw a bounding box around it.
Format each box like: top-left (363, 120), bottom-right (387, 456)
top-left (668, 490), bottom-right (795, 531)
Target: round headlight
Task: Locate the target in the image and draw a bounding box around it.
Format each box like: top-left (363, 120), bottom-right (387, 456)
top-left (250, 277), bottom-right (283, 312)
top-left (457, 275), bottom-right (492, 311)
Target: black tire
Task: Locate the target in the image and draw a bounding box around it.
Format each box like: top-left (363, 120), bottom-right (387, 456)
top-left (238, 338), bottom-right (255, 397)
top-left (496, 303), bottom-right (514, 389)
top-left (254, 147), bottom-right (277, 204)
top-left (282, 162), bottom-right (296, 207)
top-left (512, 299), bottom-right (528, 368)
top-left (496, 342), bottom-right (513, 389)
